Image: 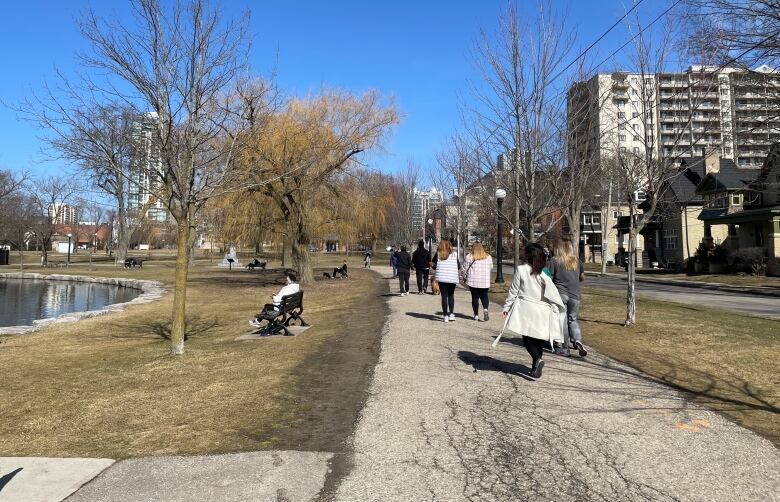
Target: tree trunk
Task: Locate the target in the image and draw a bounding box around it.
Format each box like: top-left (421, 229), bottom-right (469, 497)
top-left (290, 220), bottom-right (314, 284)
top-left (625, 230), bottom-right (637, 326)
top-left (18, 248), bottom-right (24, 271)
top-left (116, 205), bottom-right (130, 262)
top-left (170, 218), bottom-right (191, 355)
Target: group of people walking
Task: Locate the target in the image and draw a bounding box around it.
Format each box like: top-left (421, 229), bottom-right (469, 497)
top-left (390, 237), bottom-right (586, 380)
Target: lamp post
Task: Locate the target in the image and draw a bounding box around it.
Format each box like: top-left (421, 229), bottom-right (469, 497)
top-left (427, 218), bottom-right (433, 255)
top-left (67, 233), bottom-right (72, 265)
top-left (495, 189), bottom-right (506, 283)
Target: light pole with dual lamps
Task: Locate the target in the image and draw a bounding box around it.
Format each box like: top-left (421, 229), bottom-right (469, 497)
top-left (67, 233), bottom-right (72, 265)
top-left (495, 189), bottom-right (506, 283)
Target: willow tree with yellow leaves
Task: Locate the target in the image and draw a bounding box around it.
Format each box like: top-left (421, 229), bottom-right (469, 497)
top-left (240, 90), bottom-right (398, 283)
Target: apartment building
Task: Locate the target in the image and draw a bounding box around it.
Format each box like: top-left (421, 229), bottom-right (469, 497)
top-left (411, 186), bottom-right (443, 237)
top-left (568, 65), bottom-right (780, 168)
top-left (129, 112), bottom-right (168, 223)
top-left (48, 203), bottom-right (78, 225)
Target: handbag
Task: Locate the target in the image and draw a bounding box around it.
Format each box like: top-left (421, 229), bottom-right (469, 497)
top-left (460, 259), bottom-right (476, 286)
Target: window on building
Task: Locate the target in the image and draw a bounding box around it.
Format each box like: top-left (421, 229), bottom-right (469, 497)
top-left (633, 147), bottom-right (640, 154)
top-left (619, 123), bottom-right (626, 130)
top-left (618, 112), bottom-right (626, 119)
top-left (634, 135), bottom-right (641, 142)
top-left (583, 214), bottom-right (592, 225)
top-left (619, 134), bottom-right (626, 142)
top-left (617, 101), bottom-right (625, 109)
top-left (720, 88), bottom-right (728, 95)
top-left (633, 111), bottom-right (639, 118)
top-left (620, 146), bottom-right (627, 153)
top-left (663, 228), bottom-right (678, 250)
top-left (632, 124), bottom-right (639, 131)
top-left (613, 210), bottom-right (622, 220)
top-left (645, 77), bottom-right (653, 85)
top-left (731, 193), bottom-right (743, 206)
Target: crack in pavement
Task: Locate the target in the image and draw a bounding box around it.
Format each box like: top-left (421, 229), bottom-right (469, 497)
top-left (335, 268), bottom-right (780, 502)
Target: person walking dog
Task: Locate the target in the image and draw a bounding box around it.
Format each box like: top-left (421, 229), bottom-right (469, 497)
top-left (462, 242), bottom-right (493, 321)
top-left (501, 243), bottom-right (565, 379)
top-left (412, 240), bottom-right (432, 294)
top-left (548, 239), bottom-right (587, 357)
top-left (433, 239), bottom-right (460, 322)
top-left (396, 245), bottom-right (412, 296)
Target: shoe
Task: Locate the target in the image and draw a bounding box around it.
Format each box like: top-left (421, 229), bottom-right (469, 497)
top-left (449, 314), bottom-right (456, 322)
top-left (574, 341), bottom-right (588, 357)
top-left (249, 319), bottom-right (261, 327)
top-left (554, 348), bottom-right (572, 357)
top-left (474, 315), bottom-right (479, 321)
top-left (443, 316), bottom-right (449, 323)
top-left (483, 310), bottom-right (489, 322)
top-left (532, 359), bottom-right (545, 379)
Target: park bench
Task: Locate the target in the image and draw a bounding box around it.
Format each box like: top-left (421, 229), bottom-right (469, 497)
top-left (250, 291), bottom-right (308, 336)
top-left (246, 259), bottom-right (267, 270)
top-left (124, 257), bottom-right (144, 268)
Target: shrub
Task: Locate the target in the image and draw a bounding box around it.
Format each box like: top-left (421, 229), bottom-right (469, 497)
top-left (731, 247), bottom-right (767, 275)
top-left (766, 257), bottom-right (780, 277)
top-left (684, 256), bottom-right (697, 275)
top-left (710, 245), bottom-right (730, 265)
top-left (694, 241), bottom-right (711, 264)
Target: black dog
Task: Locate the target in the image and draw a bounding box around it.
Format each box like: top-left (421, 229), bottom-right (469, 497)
top-left (246, 259), bottom-right (266, 270)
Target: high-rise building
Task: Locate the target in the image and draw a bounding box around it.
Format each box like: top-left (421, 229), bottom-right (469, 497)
top-left (411, 187), bottom-right (443, 237)
top-left (48, 203), bottom-right (78, 225)
top-left (129, 112), bottom-right (168, 222)
top-left (568, 65), bottom-right (780, 169)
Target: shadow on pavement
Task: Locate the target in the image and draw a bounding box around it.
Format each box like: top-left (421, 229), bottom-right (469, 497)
top-left (457, 350), bottom-right (533, 380)
top-left (405, 312), bottom-right (440, 321)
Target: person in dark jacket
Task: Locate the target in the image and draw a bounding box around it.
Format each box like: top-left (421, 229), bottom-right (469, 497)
top-left (411, 240), bottom-right (431, 294)
top-left (396, 245), bottom-right (413, 296)
top-left (390, 247), bottom-right (398, 277)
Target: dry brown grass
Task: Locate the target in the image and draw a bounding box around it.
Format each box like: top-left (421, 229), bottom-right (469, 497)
top-left (658, 273), bottom-right (780, 288)
top-left (0, 257), bottom-right (381, 458)
top-left (489, 281), bottom-right (780, 446)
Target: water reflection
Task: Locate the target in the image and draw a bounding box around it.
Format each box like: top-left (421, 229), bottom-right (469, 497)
top-left (0, 278), bottom-right (140, 327)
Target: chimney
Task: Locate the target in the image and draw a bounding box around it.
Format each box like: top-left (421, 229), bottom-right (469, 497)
top-left (704, 150), bottom-right (720, 174)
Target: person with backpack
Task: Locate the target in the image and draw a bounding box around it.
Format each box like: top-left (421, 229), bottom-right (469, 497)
top-left (548, 239), bottom-right (587, 357)
top-left (462, 241), bottom-right (493, 322)
top-left (390, 247), bottom-right (398, 277)
top-left (501, 243), bottom-right (566, 379)
top-left (411, 240), bottom-right (432, 294)
top-left (363, 248), bottom-right (372, 268)
top-left (432, 239), bottom-right (460, 322)
top-left (396, 245), bottom-right (412, 296)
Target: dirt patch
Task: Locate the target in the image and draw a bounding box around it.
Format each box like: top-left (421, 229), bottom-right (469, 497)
top-left (253, 269), bottom-right (390, 499)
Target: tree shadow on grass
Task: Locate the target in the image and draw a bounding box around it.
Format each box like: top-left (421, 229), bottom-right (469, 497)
top-left (457, 350), bottom-right (534, 380)
top-left (111, 314), bottom-right (224, 341)
top-left (187, 268), bottom-right (290, 288)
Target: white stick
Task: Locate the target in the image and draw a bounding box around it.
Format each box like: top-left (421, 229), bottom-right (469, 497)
top-left (492, 304), bottom-right (513, 348)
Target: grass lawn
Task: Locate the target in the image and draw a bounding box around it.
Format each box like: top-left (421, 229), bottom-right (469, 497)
top-left (653, 273), bottom-right (780, 288)
top-left (0, 253), bottom-right (386, 459)
top-left (490, 281), bottom-right (780, 446)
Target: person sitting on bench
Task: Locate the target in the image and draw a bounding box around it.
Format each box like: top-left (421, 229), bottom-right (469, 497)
top-left (332, 263), bottom-right (348, 278)
top-left (249, 272), bottom-right (300, 327)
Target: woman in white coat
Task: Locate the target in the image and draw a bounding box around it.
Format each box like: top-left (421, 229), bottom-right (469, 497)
top-left (501, 243), bottom-right (565, 379)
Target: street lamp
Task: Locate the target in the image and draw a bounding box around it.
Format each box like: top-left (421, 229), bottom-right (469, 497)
top-left (67, 233), bottom-right (72, 265)
top-left (495, 189), bottom-right (506, 283)
top-left (427, 218), bottom-right (433, 255)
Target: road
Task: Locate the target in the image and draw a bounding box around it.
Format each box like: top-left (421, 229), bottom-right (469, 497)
top-left (499, 264), bottom-right (780, 320)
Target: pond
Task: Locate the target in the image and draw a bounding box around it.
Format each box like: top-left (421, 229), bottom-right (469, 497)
top-left (0, 277), bottom-right (141, 328)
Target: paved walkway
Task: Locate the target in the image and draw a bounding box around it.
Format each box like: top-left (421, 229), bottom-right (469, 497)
top-left (336, 268), bottom-right (780, 501)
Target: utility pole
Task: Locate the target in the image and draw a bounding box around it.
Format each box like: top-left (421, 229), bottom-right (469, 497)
top-left (601, 176), bottom-right (613, 276)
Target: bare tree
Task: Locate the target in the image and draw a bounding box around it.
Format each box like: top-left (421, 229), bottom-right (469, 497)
top-left (385, 160), bottom-right (421, 247)
top-left (681, 0), bottom-right (780, 68)
top-left (27, 176), bottom-right (80, 266)
top-left (68, 0), bottom-right (264, 354)
top-left (467, 2), bottom-right (574, 267)
top-left (0, 169), bottom-right (29, 204)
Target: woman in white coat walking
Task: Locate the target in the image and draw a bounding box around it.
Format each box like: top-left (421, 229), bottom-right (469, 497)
top-left (432, 239), bottom-right (460, 322)
top-left (501, 243), bottom-right (565, 379)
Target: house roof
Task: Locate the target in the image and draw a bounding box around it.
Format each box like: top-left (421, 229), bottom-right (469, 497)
top-left (695, 158), bottom-right (760, 194)
top-left (666, 159), bottom-right (707, 203)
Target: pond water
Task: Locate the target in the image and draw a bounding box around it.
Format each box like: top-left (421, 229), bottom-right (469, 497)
top-left (0, 278), bottom-right (141, 328)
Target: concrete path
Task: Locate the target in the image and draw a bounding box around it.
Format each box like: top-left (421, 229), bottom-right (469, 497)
top-left (0, 457), bottom-right (113, 502)
top-left (335, 268), bottom-right (780, 501)
top-left (67, 451), bottom-right (331, 502)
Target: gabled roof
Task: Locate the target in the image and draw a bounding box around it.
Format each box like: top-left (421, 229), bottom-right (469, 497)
top-left (695, 158), bottom-right (759, 194)
top-left (666, 158), bottom-right (707, 203)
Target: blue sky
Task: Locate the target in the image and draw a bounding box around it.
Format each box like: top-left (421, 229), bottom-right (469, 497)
top-left (0, 0), bottom-right (672, 179)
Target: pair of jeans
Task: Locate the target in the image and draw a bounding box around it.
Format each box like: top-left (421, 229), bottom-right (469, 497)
top-left (398, 270), bottom-right (410, 293)
top-left (523, 336), bottom-right (548, 363)
top-left (560, 294), bottom-right (582, 348)
top-left (415, 268), bottom-right (429, 292)
top-left (439, 282), bottom-right (456, 315)
top-left (469, 287), bottom-right (489, 316)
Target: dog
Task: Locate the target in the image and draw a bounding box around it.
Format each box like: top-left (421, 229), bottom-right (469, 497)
top-left (430, 277), bottom-right (440, 295)
top-left (124, 257), bottom-right (143, 268)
